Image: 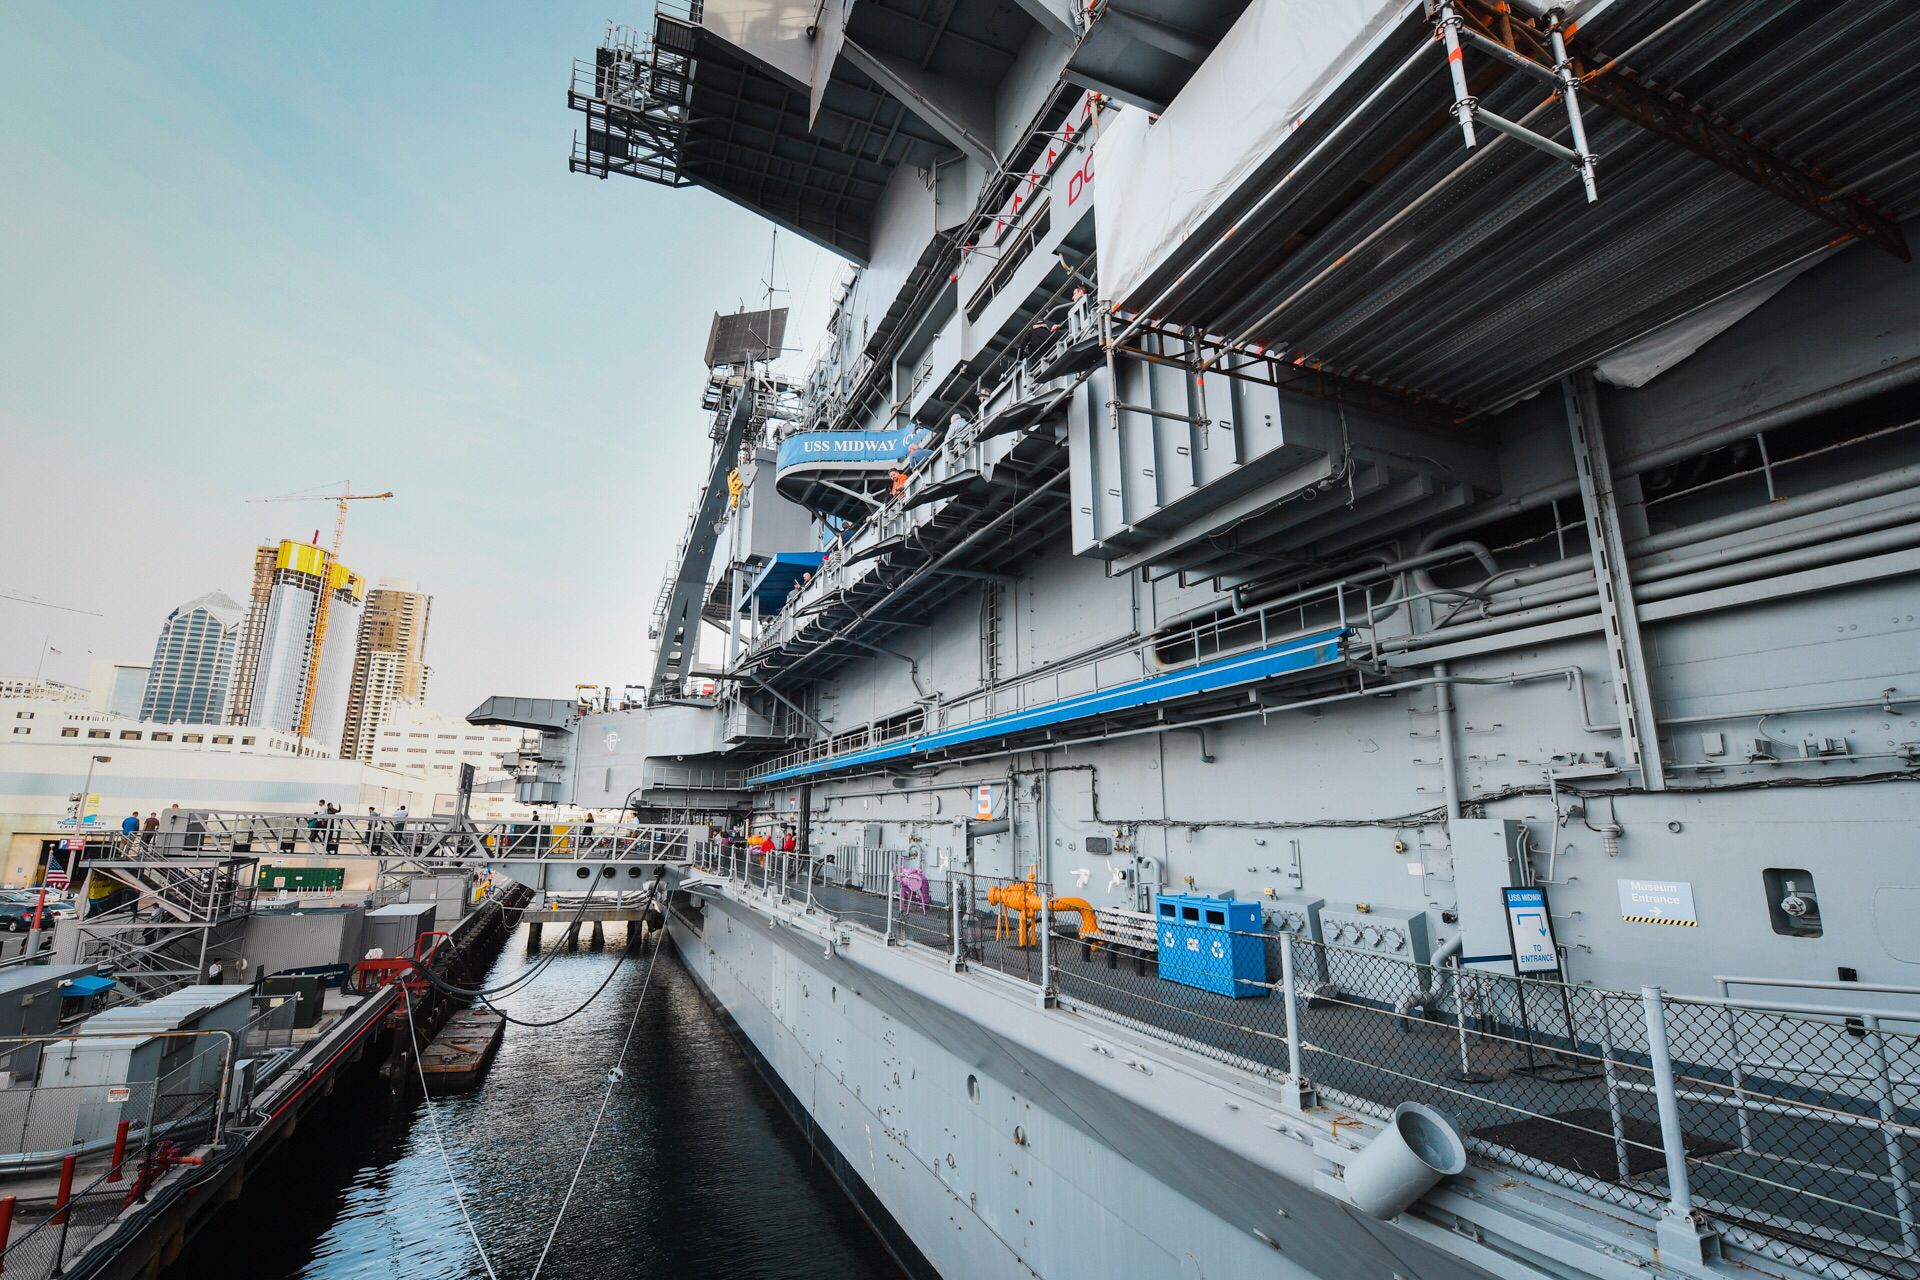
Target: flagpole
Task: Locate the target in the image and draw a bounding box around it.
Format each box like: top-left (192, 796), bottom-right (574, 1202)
top-left (34, 635), bottom-right (48, 680)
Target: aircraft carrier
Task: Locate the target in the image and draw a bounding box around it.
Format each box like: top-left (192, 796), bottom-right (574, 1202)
top-left (481, 2), bottom-right (1920, 1275)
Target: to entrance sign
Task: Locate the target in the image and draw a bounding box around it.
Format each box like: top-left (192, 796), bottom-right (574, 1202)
top-left (1502, 886), bottom-right (1562, 977)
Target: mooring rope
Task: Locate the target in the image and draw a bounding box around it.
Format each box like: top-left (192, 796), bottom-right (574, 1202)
top-left (405, 994), bottom-right (502, 1280)
top-left (529, 922), bottom-right (666, 1280)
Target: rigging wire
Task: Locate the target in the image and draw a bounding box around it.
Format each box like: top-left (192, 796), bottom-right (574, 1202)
top-left (529, 921), bottom-right (667, 1280)
top-left (405, 994), bottom-right (502, 1280)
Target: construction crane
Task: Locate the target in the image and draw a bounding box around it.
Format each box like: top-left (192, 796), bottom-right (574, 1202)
top-left (247, 482), bottom-right (394, 558)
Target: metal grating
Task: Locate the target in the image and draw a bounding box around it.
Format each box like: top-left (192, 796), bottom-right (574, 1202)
top-left (1115, 0), bottom-right (1920, 414)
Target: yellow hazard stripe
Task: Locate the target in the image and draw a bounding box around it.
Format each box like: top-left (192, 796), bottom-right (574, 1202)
top-left (1621, 915), bottom-right (1698, 926)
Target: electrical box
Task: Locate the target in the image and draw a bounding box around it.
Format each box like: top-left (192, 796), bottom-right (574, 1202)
top-left (1264, 894), bottom-right (1324, 943)
top-left (1315, 904), bottom-right (1432, 1008)
top-left (1316, 904), bottom-right (1430, 961)
top-left (263, 975), bottom-right (326, 1029)
top-left (1154, 893), bottom-right (1268, 999)
top-left (1451, 817), bottom-right (1523, 975)
top-left (363, 903), bottom-right (438, 961)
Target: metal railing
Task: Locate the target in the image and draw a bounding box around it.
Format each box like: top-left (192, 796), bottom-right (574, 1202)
top-left (746, 590), bottom-right (1363, 783)
top-left (0, 1033), bottom-right (237, 1280)
top-left (101, 813), bottom-right (696, 866)
top-left (700, 857), bottom-right (1919, 1277)
top-left (1043, 923), bottom-right (1920, 1279)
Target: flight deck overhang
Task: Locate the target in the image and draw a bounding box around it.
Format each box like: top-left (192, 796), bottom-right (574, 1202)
top-left (1096, 0), bottom-right (1920, 415)
top-left (467, 697), bottom-right (576, 733)
top-left (569, 0), bottom-right (1261, 265)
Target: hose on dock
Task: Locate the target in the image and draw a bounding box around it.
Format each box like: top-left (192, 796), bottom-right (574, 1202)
top-left (416, 879), bottom-right (610, 1003)
top-left (417, 889), bottom-right (662, 1031)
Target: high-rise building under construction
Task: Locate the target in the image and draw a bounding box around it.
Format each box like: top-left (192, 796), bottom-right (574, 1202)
top-left (224, 540), bottom-right (366, 750)
top-left (339, 577), bottom-right (431, 763)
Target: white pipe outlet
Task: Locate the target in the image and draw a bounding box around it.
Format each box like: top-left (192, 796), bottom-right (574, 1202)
top-left (1343, 1102), bottom-right (1468, 1219)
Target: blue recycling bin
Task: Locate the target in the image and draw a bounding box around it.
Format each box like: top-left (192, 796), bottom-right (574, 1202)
top-left (1155, 893), bottom-right (1268, 998)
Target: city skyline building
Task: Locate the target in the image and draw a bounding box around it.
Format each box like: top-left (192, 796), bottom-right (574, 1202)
top-left (340, 577), bottom-right (431, 764)
top-left (138, 590), bottom-right (244, 724)
top-left (87, 660), bottom-right (151, 719)
top-left (369, 699), bottom-right (529, 821)
top-left (226, 540), bottom-right (366, 749)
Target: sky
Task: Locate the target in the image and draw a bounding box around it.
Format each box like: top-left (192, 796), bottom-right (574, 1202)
top-left (0, 2), bottom-right (838, 715)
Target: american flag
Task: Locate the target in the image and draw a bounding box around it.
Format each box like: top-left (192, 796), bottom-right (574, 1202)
top-left (44, 863), bottom-right (68, 889)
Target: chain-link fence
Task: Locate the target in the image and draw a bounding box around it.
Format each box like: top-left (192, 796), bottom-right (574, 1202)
top-left (0, 1037), bottom-right (231, 1280)
top-left (1041, 917), bottom-right (1920, 1277)
top-left (1650, 990), bottom-right (1920, 1274)
top-left (948, 872), bottom-right (1052, 986)
top-left (694, 841), bottom-right (1920, 1273)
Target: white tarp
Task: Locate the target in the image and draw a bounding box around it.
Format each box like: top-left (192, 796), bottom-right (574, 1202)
top-left (1095, 0), bottom-right (1414, 311)
top-left (1591, 246), bottom-right (1840, 388)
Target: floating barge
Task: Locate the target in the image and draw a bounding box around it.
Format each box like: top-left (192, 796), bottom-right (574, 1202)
top-left (419, 1010), bottom-right (505, 1090)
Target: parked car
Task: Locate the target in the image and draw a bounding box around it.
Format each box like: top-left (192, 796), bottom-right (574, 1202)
top-left (0, 895), bottom-right (74, 930)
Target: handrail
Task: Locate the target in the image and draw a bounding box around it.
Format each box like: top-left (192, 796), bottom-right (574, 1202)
top-left (1717, 974), bottom-right (1920, 998)
top-left (748, 595), bottom-right (1361, 782)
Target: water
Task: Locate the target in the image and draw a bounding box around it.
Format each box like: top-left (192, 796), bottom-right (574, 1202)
top-left (173, 925), bottom-right (903, 1280)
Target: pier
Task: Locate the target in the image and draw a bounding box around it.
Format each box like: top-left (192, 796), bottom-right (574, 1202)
top-left (0, 883), bottom-right (531, 1279)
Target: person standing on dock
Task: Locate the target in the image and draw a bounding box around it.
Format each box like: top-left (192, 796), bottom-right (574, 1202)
top-left (142, 812), bottom-right (158, 846)
top-left (121, 812), bottom-right (139, 849)
top-left (206, 957), bottom-right (223, 985)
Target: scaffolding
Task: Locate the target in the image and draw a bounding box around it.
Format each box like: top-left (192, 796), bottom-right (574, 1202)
top-left (566, 14), bottom-right (700, 187)
top-left (74, 853), bottom-right (257, 998)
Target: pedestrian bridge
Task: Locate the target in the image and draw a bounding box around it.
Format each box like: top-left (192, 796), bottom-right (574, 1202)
top-left (68, 812), bottom-right (699, 897)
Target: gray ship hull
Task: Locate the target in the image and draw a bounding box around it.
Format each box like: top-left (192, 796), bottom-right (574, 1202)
top-left (665, 883), bottom-right (1684, 1280)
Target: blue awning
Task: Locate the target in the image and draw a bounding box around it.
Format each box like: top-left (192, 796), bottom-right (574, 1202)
top-left (740, 553), bottom-right (825, 616)
top-left (62, 976), bottom-right (114, 997)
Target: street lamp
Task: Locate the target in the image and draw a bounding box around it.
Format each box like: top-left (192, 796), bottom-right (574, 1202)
top-left (77, 754), bottom-right (111, 830)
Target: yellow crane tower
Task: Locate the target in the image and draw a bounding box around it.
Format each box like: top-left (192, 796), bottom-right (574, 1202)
top-left (244, 483), bottom-right (394, 739)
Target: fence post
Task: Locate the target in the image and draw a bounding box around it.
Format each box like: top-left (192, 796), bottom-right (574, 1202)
top-left (1866, 1016), bottom-right (1920, 1252)
top-left (1596, 998), bottom-right (1631, 1184)
top-left (884, 864), bottom-right (895, 944)
top-left (1278, 935), bottom-right (1315, 1110)
top-left (1037, 896), bottom-right (1054, 1009)
top-left (108, 1120), bottom-right (130, 1183)
top-left (51, 1155), bottom-right (74, 1225)
top-left (949, 873), bottom-right (966, 972)
top-left (1640, 986), bottom-right (1720, 1263)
